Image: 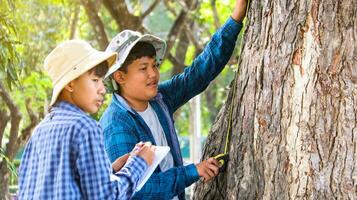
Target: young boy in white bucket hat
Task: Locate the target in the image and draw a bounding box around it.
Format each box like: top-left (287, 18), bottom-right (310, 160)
top-left (100, 0), bottom-right (248, 199)
top-left (18, 40), bottom-right (155, 199)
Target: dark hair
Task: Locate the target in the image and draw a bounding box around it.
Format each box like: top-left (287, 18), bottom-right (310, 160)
top-left (120, 42), bottom-right (156, 73)
top-left (89, 60), bottom-right (109, 77)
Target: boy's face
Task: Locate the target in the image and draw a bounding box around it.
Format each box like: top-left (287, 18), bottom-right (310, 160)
top-left (117, 56), bottom-right (159, 102)
top-left (70, 71), bottom-right (106, 114)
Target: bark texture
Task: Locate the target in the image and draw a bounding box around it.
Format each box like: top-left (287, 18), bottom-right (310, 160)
top-left (193, 0), bottom-right (357, 199)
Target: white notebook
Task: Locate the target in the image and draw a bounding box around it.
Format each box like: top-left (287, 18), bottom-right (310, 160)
top-left (110, 146), bottom-right (171, 191)
top-left (135, 146), bottom-right (170, 191)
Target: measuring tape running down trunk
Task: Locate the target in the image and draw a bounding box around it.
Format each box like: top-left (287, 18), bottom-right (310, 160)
top-left (213, 0), bottom-right (250, 173)
top-left (214, 70), bottom-right (239, 172)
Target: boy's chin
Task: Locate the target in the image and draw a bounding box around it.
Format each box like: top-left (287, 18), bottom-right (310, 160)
top-left (86, 109), bottom-right (99, 114)
top-left (83, 106), bottom-right (101, 114)
top-left (146, 91), bottom-right (158, 100)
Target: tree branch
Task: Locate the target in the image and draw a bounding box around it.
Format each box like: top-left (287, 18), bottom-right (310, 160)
top-left (210, 0), bottom-right (221, 29)
top-left (184, 22), bottom-right (237, 67)
top-left (0, 83), bottom-right (17, 113)
top-left (102, 0), bottom-right (146, 32)
top-left (0, 108), bottom-right (10, 146)
top-left (164, 10), bottom-right (187, 57)
top-left (141, 0), bottom-right (161, 19)
top-left (102, 0), bottom-right (121, 27)
top-left (164, 0), bottom-right (199, 59)
top-left (69, 4), bottom-right (80, 39)
top-left (80, 0), bottom-right (109, 50)
top-left (168, 53), bottom-right (185, 67)
top-left (0, 81), bottom-right (21, 161)
top-left (171, 31), bottom-right (189, 76)
top-left (163, 0), bottom-right (177, 16)
top-left (184, 23), bottom-right (203, 51)
top-left (176, 0), bottom-right (189, 12)
top-left (15, 99), bottom-right (39, 150)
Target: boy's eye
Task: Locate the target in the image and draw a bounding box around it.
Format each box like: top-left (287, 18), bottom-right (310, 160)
top-left (92, 78), bottom-right (99, 82)
top-left (139, 67), bottom-right (147, 71)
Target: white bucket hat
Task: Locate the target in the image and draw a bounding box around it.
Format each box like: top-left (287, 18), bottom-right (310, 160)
top-left (105, 30), bottom-right (166, 90)
top-left (44, 39), bottom-right (117, 106)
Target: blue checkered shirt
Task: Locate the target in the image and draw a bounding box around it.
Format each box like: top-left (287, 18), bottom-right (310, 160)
top-left (19, 101), bottom-right (147, 200)
top-left (100, 17), bottom-right (243, 200)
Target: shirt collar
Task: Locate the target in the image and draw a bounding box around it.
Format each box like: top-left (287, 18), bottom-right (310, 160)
top-left (112, 92), bottom-right (163, 114)
top-left (51, 101), bottom-right (87, 115)
top-left (113, 93), bottom-right (136, 114)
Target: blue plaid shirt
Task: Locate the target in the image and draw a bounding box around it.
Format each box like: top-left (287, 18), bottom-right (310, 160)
top-left (19, 101), bottom-right (148, 200)
top-left (100, 17), bottom-right (243, 200)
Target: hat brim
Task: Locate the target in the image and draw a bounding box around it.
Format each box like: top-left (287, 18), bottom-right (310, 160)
top-left (50, 51), bottom-right (117, 106)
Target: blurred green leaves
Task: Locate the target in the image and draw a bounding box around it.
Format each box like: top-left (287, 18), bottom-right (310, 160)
top-left (0, 0), bottom-right (20, 88)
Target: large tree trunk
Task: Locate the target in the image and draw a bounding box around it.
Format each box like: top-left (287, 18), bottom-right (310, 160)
top-left (193, 0), bottom-right (356, 199)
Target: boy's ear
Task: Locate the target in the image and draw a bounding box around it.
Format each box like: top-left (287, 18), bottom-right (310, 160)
top-left (113, 71), bottom-right (126, 85)
top-left (64, 82), bottom-right (74, 92)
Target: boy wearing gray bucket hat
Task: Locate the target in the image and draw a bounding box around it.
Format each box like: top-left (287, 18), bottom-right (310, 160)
top-left (100, 0), bottom-right (248, 199)
top-left (19, 40), bottom-right (156, 199)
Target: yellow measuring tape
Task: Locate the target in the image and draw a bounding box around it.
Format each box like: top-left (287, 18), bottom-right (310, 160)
top-left (214, 71), bottom-right (238, 172)
top-left (213, 0), bottom-right (251, 172)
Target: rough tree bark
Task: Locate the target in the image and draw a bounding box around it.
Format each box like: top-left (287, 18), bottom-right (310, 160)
top-left (193, 0), bottom-right (356, 199)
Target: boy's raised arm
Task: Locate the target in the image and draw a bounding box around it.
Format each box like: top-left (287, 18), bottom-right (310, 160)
top-left (232, 0), bottom-right (248, 22)
top-left (159, 0), bottom-right (248, 112)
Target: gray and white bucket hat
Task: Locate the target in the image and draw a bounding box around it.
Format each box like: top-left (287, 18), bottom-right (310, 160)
top-left (105, 30), bottom-right (167, 91)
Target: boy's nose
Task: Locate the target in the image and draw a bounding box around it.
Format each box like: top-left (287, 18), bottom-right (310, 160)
top-left (148, 66), bottom-right (158, 78)
top-left (98, 81), bottom-right (106, 95)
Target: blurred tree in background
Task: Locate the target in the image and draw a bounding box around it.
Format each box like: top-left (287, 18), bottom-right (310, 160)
top-left (0, 0), bottom-right (242, 198)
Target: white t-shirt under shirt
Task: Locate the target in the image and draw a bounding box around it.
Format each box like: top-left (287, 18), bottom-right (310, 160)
top-left (138, 103), bottom-right (179, 200)
top-left (137, 103), bottom-right (175, 172)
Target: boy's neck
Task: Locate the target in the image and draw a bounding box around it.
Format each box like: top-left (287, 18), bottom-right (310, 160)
top-left (120, 94), bottom-right (149, 112)
top-left (58, 93), bottom-right (75, 106)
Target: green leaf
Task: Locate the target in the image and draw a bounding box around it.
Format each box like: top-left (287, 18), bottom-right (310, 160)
top-left (0, 148), bottom-right (18, 177)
